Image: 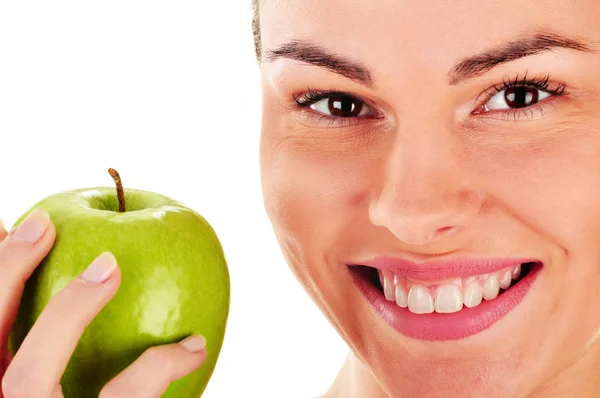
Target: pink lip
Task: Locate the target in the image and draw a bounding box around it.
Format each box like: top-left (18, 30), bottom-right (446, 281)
top-left (350, 262), bottom-right (542, 341)
top-left (359, 257), bottom-right (538, 281)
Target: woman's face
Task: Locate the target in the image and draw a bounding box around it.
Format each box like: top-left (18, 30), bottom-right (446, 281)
top-left (258, 0), bottom-right (600, 396)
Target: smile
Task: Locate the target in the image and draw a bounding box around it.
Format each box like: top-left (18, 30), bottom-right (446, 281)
top-left (377, 262), bottom-right (528, 314)
top-left (349, 258), bottom-right (543, 341)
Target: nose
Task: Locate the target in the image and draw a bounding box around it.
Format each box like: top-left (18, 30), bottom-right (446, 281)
top-left (368, 131), bottom-right (482, 246)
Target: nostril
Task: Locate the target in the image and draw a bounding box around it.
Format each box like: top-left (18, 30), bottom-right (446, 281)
top-left (369, 200), bottom-right (465, 245)
top-left (436, 226), bottom-right (454, 235)
top-left (427, 226), bottom-right (458, 241)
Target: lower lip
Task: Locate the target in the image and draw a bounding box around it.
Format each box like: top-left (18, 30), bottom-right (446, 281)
top-left (350, 264), bottom-right (542, 341)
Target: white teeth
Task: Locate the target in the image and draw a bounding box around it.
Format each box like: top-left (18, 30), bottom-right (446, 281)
top-left (395, 284), bottom-right (408, 308)
top-left (407, 285), bottom-right (434, 314)
top-left (377, 263), bottom-right (526, 314)
top-left (499, 271), bottom-right (512, 290)
top-left (483, 275), bottom-right (500, 300)
top-left (382, 271), bottom-right (395, 302)
top-left (463, 281), bottom-right (483, 308)
top-left (434, 284), bottom-right (463, 313)
top-left (512, 264), bottom-right (522, 280)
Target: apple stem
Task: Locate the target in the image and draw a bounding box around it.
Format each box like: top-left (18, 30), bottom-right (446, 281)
top-left (108, 168), bottom-right (126, 212)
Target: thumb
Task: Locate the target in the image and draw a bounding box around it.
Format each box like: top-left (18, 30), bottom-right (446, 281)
top-left (0, 220), bottom-right (7, 243)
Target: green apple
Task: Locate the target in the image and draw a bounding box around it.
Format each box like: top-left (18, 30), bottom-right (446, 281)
top-left (8, 169), bottom-right (230, 398)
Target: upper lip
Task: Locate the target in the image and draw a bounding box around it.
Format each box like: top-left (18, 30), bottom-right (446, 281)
top-left (357, 256), bottom-right (540, 281)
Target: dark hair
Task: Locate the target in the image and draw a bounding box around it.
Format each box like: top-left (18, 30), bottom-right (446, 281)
top-left (252, 0), bottom-right (261, 61)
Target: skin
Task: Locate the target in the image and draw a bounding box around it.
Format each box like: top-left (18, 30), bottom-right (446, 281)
top-left (257, 0), bottom-right (600, 397)
top-left (0, 210), bottom-right (207, 397)
top-left (2, 1), bottom-right (600, 396)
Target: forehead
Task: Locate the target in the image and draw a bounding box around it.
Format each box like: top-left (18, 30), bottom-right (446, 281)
top-left (259, 0), bottom-right (598, 79)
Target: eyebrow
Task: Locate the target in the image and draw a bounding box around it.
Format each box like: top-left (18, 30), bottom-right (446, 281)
top-left (265, 40), bottom-right (375, 87)
top-left (264, 31), bottom-right (597, 87)
top-left (448, 32), bottom-right (595, 84)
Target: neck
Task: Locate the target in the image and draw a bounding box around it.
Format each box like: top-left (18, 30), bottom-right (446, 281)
top-left (323, 351), bottom-right (388, 398)
top-left (324, 342), bottom-right (600, 398)
top-left (530, 339), bottom-right (600, 398)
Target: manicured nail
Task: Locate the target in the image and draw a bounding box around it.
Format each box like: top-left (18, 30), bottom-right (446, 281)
top-left (81, 252), bottom-right (117, 283)
top-left (9, 209), bottom-right (50, 243)
top-left (179, 335), bottom-right (206, 353)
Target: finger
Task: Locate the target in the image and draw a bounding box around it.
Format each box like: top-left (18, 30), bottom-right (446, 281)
top-left (0, 219), bottom-right (9, 371)
top-left (0, 209), bottom-right (54, 365)
top-left (0, 219), bottom-right (7, 242)
top-left (99, 336), bottom-right (207, 398)
top-left (2, 330), bottom-right (13, 379)
top-left (3, 346), bottom-right (12, 365)
top-left (2, 252), bottom-right (120, 398)
top-left (52, 384), bottom-right (64, 398)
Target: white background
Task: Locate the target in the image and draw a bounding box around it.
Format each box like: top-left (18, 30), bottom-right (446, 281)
top-left (0, 1), bottom-right (347, 397)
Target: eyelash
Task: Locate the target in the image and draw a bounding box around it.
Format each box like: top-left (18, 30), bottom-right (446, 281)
top-left (293, 89), bottom-right (377, 128)
top-left (292, 73), bottom-right (568, 127)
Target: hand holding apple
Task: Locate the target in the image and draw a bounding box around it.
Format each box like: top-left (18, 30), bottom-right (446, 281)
top-left (0, 169), bottom-right (230, 397)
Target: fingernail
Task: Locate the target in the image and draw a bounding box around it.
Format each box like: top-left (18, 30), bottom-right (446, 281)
top-left (81, 252), bottom-right (117, 283)
top-left (179, 335), bottom-right (206, 353)
top-left (0, 219), bottom-right (4, 231)
top-left (9, 209), bottom-right (50, 243)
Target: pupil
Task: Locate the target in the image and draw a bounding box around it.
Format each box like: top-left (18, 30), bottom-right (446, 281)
top-left (329, 96), bottom-right (362, 117)
top-left (505, 87), bottom-right (538, 109)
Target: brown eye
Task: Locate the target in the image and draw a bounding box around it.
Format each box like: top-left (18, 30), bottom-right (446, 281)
top-left (328, 96), bottom-right (363, 117)
top-left (484, 86), bottom-right (550, 111)
top-left (504, 87), bottom-right (538, 108)
top-left (310, 95), bottom-right (373, 118)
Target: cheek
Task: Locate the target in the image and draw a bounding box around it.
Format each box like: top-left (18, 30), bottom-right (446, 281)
top-left (259, 121), bottom-right (380, 327)
top-left (260, 122), bottom-right (377, 248)
top-left (474, 122), bottom-right (600, 272)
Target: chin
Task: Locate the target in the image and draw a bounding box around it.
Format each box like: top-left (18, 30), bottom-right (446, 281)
top-left (316, 259), bottom-right (580, 397)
